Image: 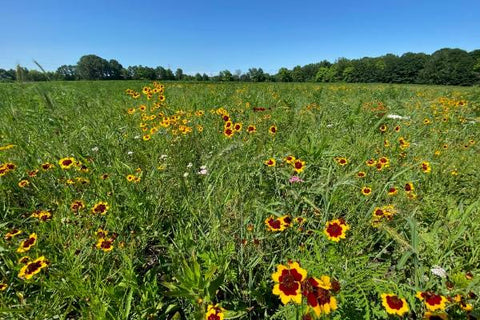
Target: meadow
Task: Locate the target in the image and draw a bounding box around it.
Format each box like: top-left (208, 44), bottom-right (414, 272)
top-left (0, 81), bottom-right (479, 319)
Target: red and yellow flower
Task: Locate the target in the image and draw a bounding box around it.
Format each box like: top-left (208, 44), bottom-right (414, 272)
top-left (421, 161), bottom-right (431, 174)
top-left (4, 229), bottom-right (22, 240)
top-left (17, 233), bottom-right (37, 253)
top-left (416, 291), bottom-right (448, 311)
top-left (269, 125), bottom-right (277, 135)
top-left (361, 186), bottom-right (372, 196)
top-left (205, 304), bottom-right (225, 320)
top-left (18, 256), bottom-right (49, 280)
top-left (91, 201), bottom-right (109, 215)
top-left (58, 157), bottom-right (76, 169)
top-left (0, 283), bottom-right (7, 291)
top-left (423, 311), bottom-right (447, 320)
top-left (265, 216), bottom-right (286, 232)
top-left (302, 276), bottom-right (338, 316)
top-left (324, 219), bottom-right (350, 242)
top-left (272, 261), bottom-right (307, 305)
top-left (264, 158), bottom-right (276, 167)
top-left (381, 293), bottom-right (409, 316)
top-left (293, 159), bottom-right (306, 173)
top-left (335, 157), bottom-right (348, 166)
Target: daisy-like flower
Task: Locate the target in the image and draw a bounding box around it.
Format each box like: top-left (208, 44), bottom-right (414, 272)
top-left (58, 157), bottom-right (75, 169)
top-left (269, 125), bottom-right (277, 135)
top-left (284, 155), bottom-right (296, 164)
top-left (387, 187), bottom-right (398, 196)
top-left (18, 180), bottom-right (30, 188)
top-left (126, 174), bottom-right (135, 182)
top-left (381, 293), bottom-right (409, 316)
top-left (378, 156), bottom-right (389, 168)
top-left (96, 238), bottom-right (114, 252)
top-left (265, 216), bottom-right (286, 232)
top-left (31, 210), bottom-right (52, 222)
top-left (293, 159), bottom-right (306, 173)
top-left (142, 134), bottom-right (151, 141)
top-left (41, 162), bottom-right (54, 171)
top-left (205, 304), bottom-right (225, 320)
top-left (335, 157), bottom-right (348, 166)
top-left (70, 200), bottom-right (85, 211)
top-left (264, 158), bottom-right (276, 167)
top-left (356, 171), bottom-right (366, 178)
top-left (278, 215), bottom-right (293, 228)
top-left (18, 256), bottom-right (49, 280)
top-left (272, 261), bottom-right (307, 305)
top-left (223, 128), bottom-right (234, 138)
top-left (233, 123), bottom-right (242, 132)
top-left (365, 159), bottom-right (376, 167)
top-left (91, 201), bottom-right (109, 215)
top-left (379, 124), bottom-right (387, 133)
top-left (421, 161), bottom-right (431, 174)
top-left (17, 233), bottom-right (37, 253)
top-left (416, 292), bottom-right (448, 312)
top-left (247, 125), bottom-right (256, 133)
top-left (0, 283), bottom-right (7, 291)
top-left (324, 219), bottom-right (350, 242)
top-left (4, 228), bottom-right (22, 240)
top-left (361, 186), bottom-right (372, 196)
top-left (302, 276), bottom-right (338, 316)
top-left (404, 182), bottom-right (414, 193)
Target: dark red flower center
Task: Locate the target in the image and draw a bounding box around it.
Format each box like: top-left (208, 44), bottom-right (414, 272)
top-left (294, 161), bottom-right (303, 169)
top-left (94, 204), bottom-right (106, 213)
top-left (23, 237), bottom-right (35, 247)
top-left (62, 159), bottom-right (72, 166)
top-left (423, 293), bottom-right (442, 306)
top-left (267, 218), bottom-right (281, 229)
top-left (26, 261), bottom-right (42, 275)
top-left (279, 270), bottom-right (302, 295)
top-left (386, 295), bottom-right (404, 310)
top-left (326, 223), bottom-right (343, 237)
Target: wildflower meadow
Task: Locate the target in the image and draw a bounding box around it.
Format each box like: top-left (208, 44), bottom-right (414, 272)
top-left (0, 81), bottom-right (479, 319)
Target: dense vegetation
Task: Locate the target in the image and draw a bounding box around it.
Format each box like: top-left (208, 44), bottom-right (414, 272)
top-left (0, 81), bottom-right (479, 319)
top-left (1, 47), bottom-right (479, 85)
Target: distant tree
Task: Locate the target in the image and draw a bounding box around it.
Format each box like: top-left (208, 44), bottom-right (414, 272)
top-left (291, 65), bottom-right (305, 82)
top-left (219, 70), bottom-right (233, 81)
top-left (202, 73), bottom-right (210, 81)
top-left (276, 67), bottom-right (292, 82)
top-left (165, 68), bottom-right (175, 80)
top-left (128, 65), bottom-right (156, 80)
top-left (155, 66), bottom-right (167, 80)
top-left (247, 68), bottom-right (265, 82)
top-left (396, 53), bottom-right (428, 83)
top-left (420, 48), bottom-right (475, 85)
top-left (315, 66), bottom-right (336, 82)
top-left (56, 65), bottom-right (77, 80)
top-left (107, 59), bottom-right (124, 80)
top-left (0, 69), bottom-right (16, 82)
top-left (233, 69), bottom-right (242, 81)
top-left (175, 68), bottom-right (184, 80)
top-left (28, 70), bottom-right (48, 81)
top-left (16, 65), bottom-right (29, 82)
top-left (194, 73), bottom-right (203, 81)
top-left (76, 55), bottom-right (110, 80)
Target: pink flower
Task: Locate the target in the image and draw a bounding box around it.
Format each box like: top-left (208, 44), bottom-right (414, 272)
top-left (289, 176), bottom-right (304, 183)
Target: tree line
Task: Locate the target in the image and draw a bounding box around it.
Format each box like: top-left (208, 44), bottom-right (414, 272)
top-left (1, 48), bottom-right (479, 85)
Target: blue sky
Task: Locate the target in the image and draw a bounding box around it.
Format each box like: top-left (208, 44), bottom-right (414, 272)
top-left (1, 0), bottom-right (479, 75)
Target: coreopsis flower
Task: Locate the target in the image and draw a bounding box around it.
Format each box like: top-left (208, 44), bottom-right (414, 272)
top-left (356, 171), bottom-right (366, 178)
top-left (0, 283), bottom-right (7, 291)
top-left (404, 182), bottom-right (414, 193)
top-left (223, 127), bottom-right (234, 138)
top-left (247, 125), bottom-right (256, 133)
top-left (31, 210), bottom-right (52, 222)
top-left (70, 200), bottom-right (85, 211)
top-left (302, 276), bottom-right (338, 316)
top-left (361, 186), bottom-right (372, 196)
top-left (381, 293), bottom-right (409, 316)
top-left (278, 215), bottom-right (293, 228)
top-left (264, 158), bottom-right (276, 167)
top-left (421, 161), bottom-right (431, 173)
top-left (91, 201), bottom-right (109, 215)
top-left (272, 261), bottom-right (307, 304)
top-left (96, 238), bottom-right (114, 252)
top-left (17, 233), bottom-right (37, 253)
top-left (365, 159), bottom-right (376, 167)
top-left (284, 155), bottom-right (296, 164)
top-left (416, 292), bottom-right (448, 311)
top-left (41, 162), bottom-right (54, 170)
top-left (269, 125), bottom-right (277, 135)
top-left (18, 256), bottom-right (49, 280)
top-left (378, 156), bottom-right (390, 168)
top-left (233, 123), bottom-right (242, 132)
top-left (387, 187), bottom-right (398, 196)
top-left (324, 219), bottom-right (350, 242)
top-left (205, 304), bottom-right (225, 320)
top-left (58, 157), bottom-right (75, 169)
top-left (4, 229), bottom-right (22, 240)
top-left (379, 124), bottom-right (387, 132)
top-left (335, 157), bottom-right (348, 166)
top-left (18, 180), bottom-right (30, 188)
top-left (265, 216), bottom-right (286, 232)
top-left (293, 159), bottom-right (306, 173)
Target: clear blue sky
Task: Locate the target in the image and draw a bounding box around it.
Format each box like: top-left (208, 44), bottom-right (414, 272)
top-left (1, 0), bottom-right (479, 75)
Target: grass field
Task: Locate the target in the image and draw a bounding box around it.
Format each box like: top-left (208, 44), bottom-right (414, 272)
top-left (0, 81), bottom-right (479, 319)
